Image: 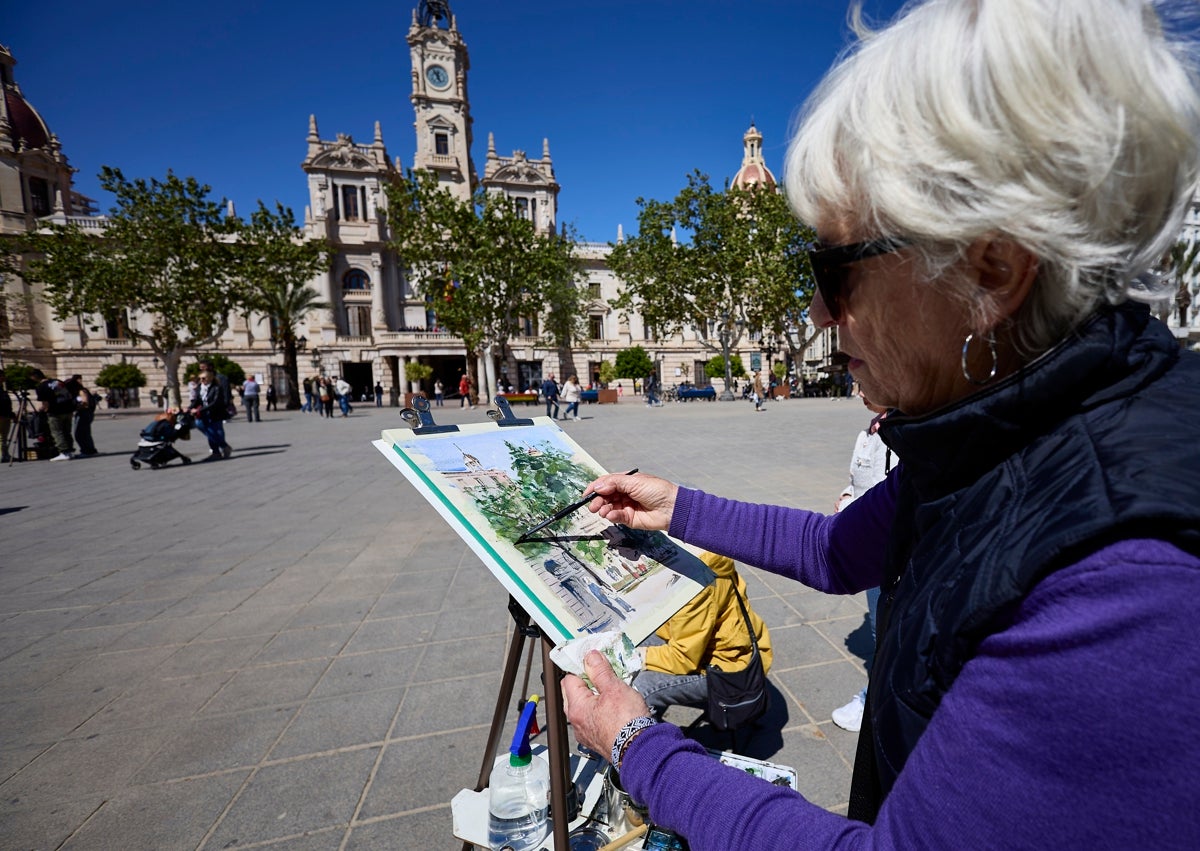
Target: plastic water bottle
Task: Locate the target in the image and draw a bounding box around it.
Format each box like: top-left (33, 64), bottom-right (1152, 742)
top-left (488, 697), bottom-right (550, 851)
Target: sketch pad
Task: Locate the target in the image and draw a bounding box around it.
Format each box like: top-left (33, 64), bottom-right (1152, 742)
top-left (375, 417), bottom-right (713, 645)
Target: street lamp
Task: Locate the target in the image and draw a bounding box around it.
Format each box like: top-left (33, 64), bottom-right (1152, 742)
top-left (310, 347), bottom-right (322, 372)
top-left (297, 335), bottom-right (307, 352)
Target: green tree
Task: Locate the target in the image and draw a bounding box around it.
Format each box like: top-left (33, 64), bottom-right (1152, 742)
top-left (95, 362), bottom-right (147, 408)
top-left (404, 361), bottom-right (434, 392)
top-left (2, 362), bottom-right (39, 392)
top-left (608, 171), bottom-right (816, 399)
top-left (1166, 240), bottom-right (1200, 326)
top-left (705, 353), bottom-right (746, 380)
top-left (237, 202), bottom-right (331, 409)
top-left (16, 168), bottom-right (251, 408)
top-left (614, 346), bottom-right (654, 380)
top-left (597, 361), bottom-right (617, 387)
top-left (183, 353), bottom-right (245, 386)
top-left (387, 170), bottom-right (585, 400)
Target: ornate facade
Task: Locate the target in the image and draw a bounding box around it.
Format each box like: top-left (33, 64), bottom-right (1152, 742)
top-left (17, 2), bottom-right (1189, 404)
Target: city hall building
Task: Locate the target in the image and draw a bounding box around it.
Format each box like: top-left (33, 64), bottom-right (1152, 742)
top-left (6, 4), bottom-right (1195, 403)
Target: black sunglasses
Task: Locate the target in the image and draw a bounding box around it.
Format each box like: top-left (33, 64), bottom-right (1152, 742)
top-left (807, 237), bottom-right (909, 321)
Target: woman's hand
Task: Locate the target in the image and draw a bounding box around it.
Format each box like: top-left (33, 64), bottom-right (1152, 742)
top-left (585, 472), bottom-right (678, 531)
top-left (562, 651), bottom-right (652, 759)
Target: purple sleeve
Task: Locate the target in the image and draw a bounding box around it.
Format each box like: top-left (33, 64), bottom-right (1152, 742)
top-left (620, 539), bottom-right (1200, 850)
top-left (667, 470), bottom-right (900, 594)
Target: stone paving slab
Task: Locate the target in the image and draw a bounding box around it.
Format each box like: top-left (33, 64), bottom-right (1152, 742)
top-left (0, 394), bottom-right (873, 849)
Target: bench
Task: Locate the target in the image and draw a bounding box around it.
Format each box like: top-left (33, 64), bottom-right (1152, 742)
top-left (677, 386), bottom-right (717, 401)
top-left (497, 392), bottom-right (538, 406)
top-left (580, 389), bottom-right (598, 403)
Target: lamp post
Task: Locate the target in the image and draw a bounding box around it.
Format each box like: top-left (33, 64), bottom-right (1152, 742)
top-left (760, 336), bottom-right (779, 397)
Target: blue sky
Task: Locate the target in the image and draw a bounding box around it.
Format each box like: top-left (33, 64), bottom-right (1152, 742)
top-left (8, 0), bottom-right (905, 243)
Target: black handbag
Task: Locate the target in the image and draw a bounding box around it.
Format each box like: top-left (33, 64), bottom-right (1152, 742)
top-left (706, 579), bottom-right (769, 732)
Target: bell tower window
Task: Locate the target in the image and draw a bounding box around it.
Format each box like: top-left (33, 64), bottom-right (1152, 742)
top-left (341, 185), bottom-right (360, 221)
top-left (435, 133), bottom-right (449, 156)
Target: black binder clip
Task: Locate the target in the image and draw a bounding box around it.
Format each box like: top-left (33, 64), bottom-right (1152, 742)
top-left (487, 396), bottom-right (535, 428)
top-left (399, 394), bottom-right (460, 434)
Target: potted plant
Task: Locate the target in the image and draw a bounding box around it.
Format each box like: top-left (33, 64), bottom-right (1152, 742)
top-left (596, 361), bottom-right (619, 403)
top-left (404, 361), bottom-right (434, 407)
top-left (772, 362), bottom-right (790, 398)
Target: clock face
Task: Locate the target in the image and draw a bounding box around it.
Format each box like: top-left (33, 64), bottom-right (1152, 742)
top-left (426, 65), bottom-right (450, 90)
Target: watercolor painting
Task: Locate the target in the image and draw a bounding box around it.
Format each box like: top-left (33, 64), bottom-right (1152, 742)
top-left (374, 418), bottom-right (714, 645)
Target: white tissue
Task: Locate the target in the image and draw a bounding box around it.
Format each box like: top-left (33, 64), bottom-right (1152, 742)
top-left (549, 631), bottom-right (642, 690)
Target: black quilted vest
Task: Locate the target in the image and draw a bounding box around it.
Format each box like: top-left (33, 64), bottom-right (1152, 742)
top-left (848, 303), bottom-right (1200, 822)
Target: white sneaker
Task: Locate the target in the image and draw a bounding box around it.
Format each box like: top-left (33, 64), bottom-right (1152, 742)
top-left (831, 692), bottom-right (866, 732)
top-left (50, 452), bottom-right (73, 462)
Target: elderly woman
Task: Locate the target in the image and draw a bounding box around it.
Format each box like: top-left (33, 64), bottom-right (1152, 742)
top-left (563, 0), bottom-right (1200, 848)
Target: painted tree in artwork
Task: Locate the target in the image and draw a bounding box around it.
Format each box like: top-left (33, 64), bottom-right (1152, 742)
top-left (471, 439), bottom-right (604, 565)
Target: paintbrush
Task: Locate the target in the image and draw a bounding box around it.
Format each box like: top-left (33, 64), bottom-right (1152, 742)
top-left (514, 468), bottom-right (638, 544)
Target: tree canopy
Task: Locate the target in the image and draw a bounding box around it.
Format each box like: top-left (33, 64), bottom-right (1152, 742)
top-left (15, 170), bottom-right (330, 408)
top-left (17, 168), bottom-right (251, 406)
top-left (386, 170), bottom-right (585, 398)
top-left (183, 353), bottom-right (245, 386)
top-left (95, 362), bottom-right (147, 391)
top-left (607, 171), bottom-right (816, 396)
top-left (614, 346), bottom-right (654, 380)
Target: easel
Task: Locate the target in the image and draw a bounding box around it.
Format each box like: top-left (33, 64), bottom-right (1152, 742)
top-left (462, 595), bottom-right (576, 851)
top-left (397, 396), bottom-right (578, 850)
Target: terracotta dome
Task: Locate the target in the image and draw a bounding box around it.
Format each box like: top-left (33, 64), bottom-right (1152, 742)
top-left (731, 123), bottom-right (777, 191)
top-left (5, 88), bottom-right (50, 150)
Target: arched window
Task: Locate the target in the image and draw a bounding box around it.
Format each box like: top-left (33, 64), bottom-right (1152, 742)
top-left (343, 269), bottom-right (370, 290)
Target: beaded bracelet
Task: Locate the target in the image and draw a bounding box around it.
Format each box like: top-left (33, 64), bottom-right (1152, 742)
top-left (611, 715), bottom-right (658, 769)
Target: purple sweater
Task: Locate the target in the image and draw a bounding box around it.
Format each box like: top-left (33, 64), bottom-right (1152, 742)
top-left (617, 483), bottom-right (1200, 850)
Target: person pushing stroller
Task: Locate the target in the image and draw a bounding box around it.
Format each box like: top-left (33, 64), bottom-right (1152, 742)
top-left (130, 409), bottom-right (195, 469)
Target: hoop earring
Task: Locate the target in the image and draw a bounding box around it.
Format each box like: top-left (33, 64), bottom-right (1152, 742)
top-left (961, 331), bottom-right (997, 385)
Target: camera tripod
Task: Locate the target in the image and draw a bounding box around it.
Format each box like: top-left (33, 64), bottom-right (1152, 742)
top-left (3, 390), bottom-right (33, 465)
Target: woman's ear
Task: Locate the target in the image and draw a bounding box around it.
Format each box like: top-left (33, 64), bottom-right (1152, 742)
top-left (965, 237), bottom-right (1039, 324)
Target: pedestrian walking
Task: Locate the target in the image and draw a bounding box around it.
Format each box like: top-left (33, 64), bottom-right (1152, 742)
top-left (562, 375), bottom-right (581, 420)
top-left (320, 378), bottom-right (334, 417)
top-left (67, 374), bottom-right (98, 456)
top-left (541, 374), bottom-right (560, 419)
top-left (335, 376), bottom-right (352, 417)
top-left (266, 383), bottom-right (278, 411)
top-left (374, 381), bottom-right (383, 407)
top-left (241, 374), bottom-right (261, 422)
top-left (434, 379), bottom-right (444, 406)
top-left (188, 369), bottom-right (232, 461)
top-left (458, 373), bottom-right (473, 408)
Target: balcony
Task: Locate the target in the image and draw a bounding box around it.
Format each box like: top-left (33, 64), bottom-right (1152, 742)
top-left (427, 154), bottom-right (460, 171)
top-left (335, 335), bottom-right (373, 345)
top-left (376, 329), bottom-right (462, 343)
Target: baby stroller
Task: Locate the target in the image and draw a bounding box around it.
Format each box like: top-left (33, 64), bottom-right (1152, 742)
top-left (130, 412), bottom-right (195, 469)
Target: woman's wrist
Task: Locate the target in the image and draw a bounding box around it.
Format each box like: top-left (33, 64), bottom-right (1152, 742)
top-left (611, 715), bottom-right (658, 769)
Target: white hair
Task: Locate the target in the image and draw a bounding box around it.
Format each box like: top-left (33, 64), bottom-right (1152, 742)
top-left (785, 0), bottom-right (1200, 354)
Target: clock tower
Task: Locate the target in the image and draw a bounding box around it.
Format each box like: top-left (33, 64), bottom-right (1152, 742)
top-left (408, 1), bottom-right (476, 201)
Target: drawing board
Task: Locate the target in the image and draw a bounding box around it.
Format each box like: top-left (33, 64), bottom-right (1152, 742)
top-left (375, 417), bottom-right (714, 645)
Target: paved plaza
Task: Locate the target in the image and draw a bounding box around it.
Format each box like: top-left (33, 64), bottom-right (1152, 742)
top-left (1, 394), bottom-right (874, 850)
